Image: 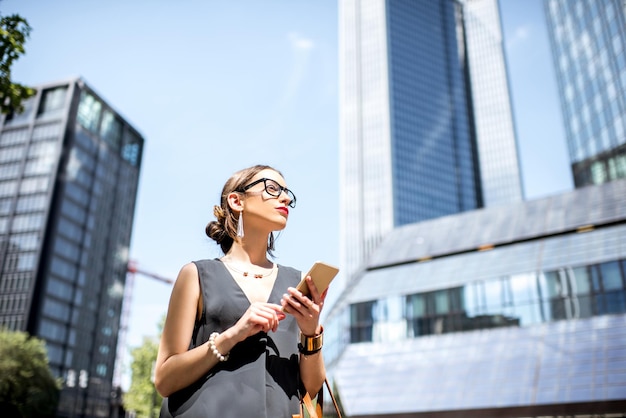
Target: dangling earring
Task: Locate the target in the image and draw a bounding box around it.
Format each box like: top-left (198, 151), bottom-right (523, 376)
top-left (237, 211), bottom-right (244, 238)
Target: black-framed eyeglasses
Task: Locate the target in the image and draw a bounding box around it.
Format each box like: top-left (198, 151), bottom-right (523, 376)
top-left (238, 178), bottom-right (297, 208)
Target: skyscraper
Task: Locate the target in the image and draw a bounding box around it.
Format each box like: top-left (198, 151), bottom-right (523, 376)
top-left (0, 78), bottom-right (143, 417)
top-left (339, 0), bottom-right (522, 280)
top-left (544, 0), bottom-right (626, 187)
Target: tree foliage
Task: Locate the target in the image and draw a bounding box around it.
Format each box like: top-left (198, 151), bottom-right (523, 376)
top-left (124, 335), bottom-right (162, 418)
top-left (0, 329), bottom-right (61, 417)
top-left (0, 9), bottom-right (35, 114)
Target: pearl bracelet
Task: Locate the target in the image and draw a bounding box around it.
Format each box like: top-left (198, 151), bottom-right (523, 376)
top-left (208, 332), bottom-right (229, 362)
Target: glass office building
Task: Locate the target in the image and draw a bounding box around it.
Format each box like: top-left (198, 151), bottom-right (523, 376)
top-left (339, 0), bottom-right (522, 281)
top-left (545, 0), bottom-right (626, 187)
top-left (0, 78), bottom-right (143, 417)
top-left (324, 178), bottom-right (626, 417)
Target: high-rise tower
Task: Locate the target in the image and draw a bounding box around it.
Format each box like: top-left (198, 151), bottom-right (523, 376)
top-left (544, 0), bottom-right (626, 187)
top-left (0, 78), bottom-right (143, 417)
top-left (339, 0), bottom-right (522, 280)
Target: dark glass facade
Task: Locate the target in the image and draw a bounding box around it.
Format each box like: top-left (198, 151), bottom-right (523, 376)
top-left (545, 0), bottom-right (626, 187)
top-left (0, 78), bottom-right (143, 417)
top-left (387, 0), bottom-right (482, 225)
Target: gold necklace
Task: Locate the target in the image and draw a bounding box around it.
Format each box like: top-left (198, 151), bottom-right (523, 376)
top-left (223, 261), bottom-right (276, 279)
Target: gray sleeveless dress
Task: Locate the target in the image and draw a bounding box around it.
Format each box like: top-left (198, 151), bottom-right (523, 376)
top-left (160, 259), bottom-right (304, 418)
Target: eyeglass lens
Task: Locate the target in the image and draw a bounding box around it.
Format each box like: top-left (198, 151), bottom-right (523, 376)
top-left (264, 179), bottom-right (296, 208)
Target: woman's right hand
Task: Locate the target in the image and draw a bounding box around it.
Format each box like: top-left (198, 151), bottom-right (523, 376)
top-left (228, 302), bottom-right (286, 343)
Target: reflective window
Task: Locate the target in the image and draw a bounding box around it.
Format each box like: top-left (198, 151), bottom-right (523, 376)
top-left (100, 110), bottom-right (122, 150)
top-left (9, 232), bottom-right (39, 251)
top-left (42, 298), bottom-right (71, 322)
top-left (0, 144), bottom-right (26, 163)
top-left (350, 301), bottom-right (376, 342)
top-left (19, 176), bottom-right (49, 194)
top-left (50, 257), bottom-right (77, 281)
top-left (54, 236), bottom-right (80, 261)
top-left (0, 198), bottom-right (10, 215)
top-left (23, 159), bottom-right (54, 176)
top-left (32, 123), bottom-right (62, 141)
top-left (38, 319), bottom-right (67, 343)
top-left (0, 181), bottom-right (17, 197)
top-left (0, 162), bottom-right (21, 180)
top-left (96, 364), bottom-right (107, 377)
top-left (37, 86), bottom-right (68, 120)
top-left (121, 130), bottom-right (142, 166)
top-left (10, 213), bottom-right (44, 232)
top-left (350, 258), bottom-right (626, 343)
top-left (16, 194), bottom-right (48, 213)
top-left (77, 91), bottom-right (102, 133)
top-left (46, 277), bottom-right (73, 301)
top-left (57, 218), bottom-right (83, 243)
top-left (0, 128), bottom-right (29, 146)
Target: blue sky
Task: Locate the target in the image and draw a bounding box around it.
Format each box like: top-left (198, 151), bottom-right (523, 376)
top-left (3, 0), bottom-right (572, 389)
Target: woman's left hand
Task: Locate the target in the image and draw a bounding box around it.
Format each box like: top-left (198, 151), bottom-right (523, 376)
top-left (281, 276), bottom-right (328, 336)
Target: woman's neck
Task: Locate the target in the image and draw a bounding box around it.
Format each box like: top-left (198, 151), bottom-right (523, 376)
top-left (225, 240), bottom-right (271, 268)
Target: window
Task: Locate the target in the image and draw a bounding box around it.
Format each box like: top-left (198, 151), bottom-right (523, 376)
top-left (96, 364), bottom-right (107, 377)
top-left (37, 86), bottom-right (68, 120)
top-left (76, 91), bottom-right (102, 133)
top-left (350, 301), bottom-right (376, 343)
top-left (0, 162), bottom-right (20, 181)
top-left (19, 176), bottom-right (49, 194)
top-left (16, 194), bottom-right (48, 213)
top-left (32, 123), bottom-right (62, 141)
top-left (9, 233), bottom-right (39, 251)
top-left (50, 257), bottom-right (77, 280)
top-left (598, 261), bottom-right (626, 314)
top-left (0, 145), bottom-right (26, 163)
top-left (0, 128), bottom-right (29, 146)
top-left (10, 213), bottom-right (44, 232)
top-left (38, 319), bottom-right (67, 343)
top-left (100, 110), bottom-right (122, 150)
top-left (121, 130), bottom-right (142, 166)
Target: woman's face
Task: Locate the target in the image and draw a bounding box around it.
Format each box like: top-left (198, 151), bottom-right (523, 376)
top-left (240, 169), bottom-right (294, 232)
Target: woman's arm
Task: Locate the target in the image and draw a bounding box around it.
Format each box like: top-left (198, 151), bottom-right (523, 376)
top-left (154, 263), bottom-right (222, 397)
top-left (298, 326), bottom-right (326, 397)
top-left (155, 262), bottom-right (285, 397)
top-left (282, 276), bottom-right (327, 396)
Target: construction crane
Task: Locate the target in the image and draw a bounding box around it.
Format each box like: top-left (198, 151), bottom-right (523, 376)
top-left (127, 260), bottom-right (175, 285)
top-left (112, 260), bottom-right (174, 389)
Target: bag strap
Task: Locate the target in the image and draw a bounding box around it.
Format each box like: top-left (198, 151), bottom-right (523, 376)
top-left (324, 378), bottom-right (342, 418)
top-left (295, 378), bottom-right (342, 418)
top-left (302, 391), bottom-right (321, 418)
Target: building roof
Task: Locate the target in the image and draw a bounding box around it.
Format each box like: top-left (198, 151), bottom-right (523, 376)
top-left (332, 314), bottom-right (626, 417)
top-left (369, 179), bottom-right (626, 269)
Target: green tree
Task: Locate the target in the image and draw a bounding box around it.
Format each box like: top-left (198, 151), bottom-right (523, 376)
top-left (0, 329), bottom-right (61, 417)
top-left (0, 8), bottom-right (35, 114)
top-left (124, 336), bottom-right (162, 418)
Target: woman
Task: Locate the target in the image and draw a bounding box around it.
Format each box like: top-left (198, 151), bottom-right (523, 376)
top-left (155, 165), bottom-right (327, 417)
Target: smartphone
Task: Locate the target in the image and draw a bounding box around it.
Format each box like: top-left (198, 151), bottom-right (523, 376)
top-left (295, 261), bottom-right (340, 298)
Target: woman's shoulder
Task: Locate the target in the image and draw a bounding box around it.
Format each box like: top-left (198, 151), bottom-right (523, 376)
top-left (277, 263), bottom-right (301, 278)
top-left (191, 258), bottom-right (221, 267)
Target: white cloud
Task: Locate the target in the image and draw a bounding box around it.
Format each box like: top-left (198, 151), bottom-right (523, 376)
top-left (506, 25), bottom-right (530, 50)
top-left (288, 32), bottom-right (314, 50)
